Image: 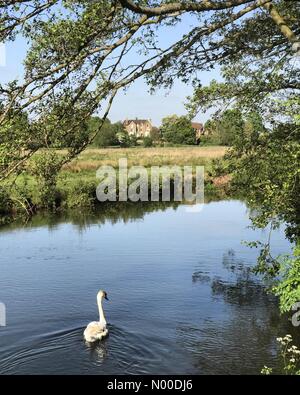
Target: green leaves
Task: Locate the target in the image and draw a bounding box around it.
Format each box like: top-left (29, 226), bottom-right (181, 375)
top-left (272, 245), bottom-right (300, 313)
top-left (161, 115), bottom-right (195, 145)
top-left (262, 335), bottom-right (300, 375)
top-left (29, 151), bottom-right (62, 208)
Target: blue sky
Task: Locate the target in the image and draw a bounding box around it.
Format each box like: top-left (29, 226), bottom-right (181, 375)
top-left (0, 14), bottom-right (221, 126)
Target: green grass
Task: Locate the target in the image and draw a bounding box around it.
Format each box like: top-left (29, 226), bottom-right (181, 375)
top-left (62, 146), bottom-right (227, 173)
top-left (3, 146), bottom-right (228, 217)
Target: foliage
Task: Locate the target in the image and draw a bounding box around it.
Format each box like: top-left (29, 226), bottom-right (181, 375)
top-left (0, 0), bottom-right (298, 188)
top-left (38, 98), bottom-right (91, 150)
top-left (272, 245), bottom-right (300, 313)
top-left (143, 136), bottom-right (153, 147)
top-left (226, 106), bottom-right (300, 243)
top-left (91, 118), bottom-right (121, 148)
top-left (150, 127), bottom-right (161, 142)
top-left (218, 100), bottom-right (299, 312)
top-left (65, 180), bottom-right (97, 209)
top-left (262, 335), bottom-right (300, 375)
top-left (203, 109), bottom-right (247, 146)
top-left (183, 0), bottom-right (299, 316)
top-left (129, 134), bottom-right (139, 147)
top-left (0, 107), bottom-right (37, 179)
top-left (218, 109), bottom-right (245, 146)
top-left (0, 0), bottom-right (299, 248)
top-left (29, 151), bottom-right (62, 209)
top-left (161, 115), bottom-right (195, 145)
top-left (116, 130), bottom-right (132, 148)
top-left (0, 185), bottom-right (13, 215)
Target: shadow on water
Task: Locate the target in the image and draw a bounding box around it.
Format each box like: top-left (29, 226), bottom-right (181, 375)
top-left (182, 249), bottom-right (300, 375)
top-left (211, 250), bottom-right (270, 307)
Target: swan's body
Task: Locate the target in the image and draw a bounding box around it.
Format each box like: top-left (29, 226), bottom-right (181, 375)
top-left (84, 321), bottom-right (108, 342)
top-left (84, 290), bottom-right (109, 343)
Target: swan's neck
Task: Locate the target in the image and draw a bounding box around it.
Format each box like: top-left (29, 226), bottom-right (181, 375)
top-left (97, 296), bottom-right (106, 325)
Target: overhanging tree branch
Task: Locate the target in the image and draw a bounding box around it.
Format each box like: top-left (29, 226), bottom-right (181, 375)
top-left (118, 0), bottom-right (262, 15)
top-left (262, 1), bottom-right (300, 46)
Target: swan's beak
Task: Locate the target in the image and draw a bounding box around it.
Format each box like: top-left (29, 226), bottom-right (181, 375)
top-left (104, 295), bottom-right (109, 301)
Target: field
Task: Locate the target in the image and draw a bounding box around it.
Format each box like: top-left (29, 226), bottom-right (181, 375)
top-left (8, 146), bottom-right (228, 214)
top-left (63, 146), bottom-right (227, 173)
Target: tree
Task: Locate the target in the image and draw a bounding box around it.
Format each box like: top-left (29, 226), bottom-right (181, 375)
top-left (0, 1), bottom-right (298, 181)
top-left (90, 118), bottom-right (120, 147)
top-left (206, 99), bottom-right (299, 312)
top-left (143, 136), bottom-right (153, 147)
top-left (217, 109), bottom-right (245, 146)
top-left (161, 115), bottom-right (195, 145)
top-left (203, 110), bottom-right (246, 146)
top-left (150, 127), bottom-right (161, 143)
top-left (0, 0), bottom-right (299, 315)
top-left (116, 130), bottom-right (131, 147)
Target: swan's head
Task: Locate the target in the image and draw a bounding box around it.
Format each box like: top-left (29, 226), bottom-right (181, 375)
top-left (97, 290), bottom-right (109, 301)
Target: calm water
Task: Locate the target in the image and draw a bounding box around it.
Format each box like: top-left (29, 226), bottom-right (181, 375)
top-left (0, 200), bottom-right (298, 375)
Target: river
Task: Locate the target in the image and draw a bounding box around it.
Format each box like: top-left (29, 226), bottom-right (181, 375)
top-left (0, 200), bottom-right (297, 374)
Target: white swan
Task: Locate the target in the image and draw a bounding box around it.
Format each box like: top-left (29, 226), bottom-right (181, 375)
top-left (84, 290), bottom-right (109, 343)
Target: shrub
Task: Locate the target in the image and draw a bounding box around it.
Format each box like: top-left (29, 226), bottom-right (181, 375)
top-left (29, 151), bottom-right (62, 209)
top-left (0, 185), bottom-right (13, 215)
top-left (161, 115), bottom-right (196, 145)
top-left (262, 335), bottom-right (300, 375)
top-left (66, 180), bottom-right (97, 209)
top-left (129, 135), bottom-right (138, 147)
top-left (91, 118), bottom-right (120, 147)
top-left (143, 136), bottom-right (153, 147)
top-left (272, 245), bottom-right (300, 313)
top-left (116, 131), bottom-right (131, 147)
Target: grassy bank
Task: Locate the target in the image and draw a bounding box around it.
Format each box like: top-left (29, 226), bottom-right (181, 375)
top-left (1, 146), bottom-right (229, 222)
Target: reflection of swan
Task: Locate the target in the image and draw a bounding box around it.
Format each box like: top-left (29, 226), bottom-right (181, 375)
top-left (84, 290), bottom-right (109, 343)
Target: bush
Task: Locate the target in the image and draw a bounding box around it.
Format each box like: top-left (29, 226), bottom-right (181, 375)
top-left (261, 335), bottom-right (300, 375)
top-left (65, 180), bottom-right (97, 209)
top-left (0, 186), bottom-right (13, 215)
top-left (143, 136), bottom-right (153, 147)
top-left (150, 127), bottom-right (161, 142)
top-left (129, 135), bottom-right (138, 147)
top-left (116, 131), bottom-right (131, 147)
top-left (272, 245), bottom-right (300, 313)
top-left (161, 115), bottom-right (196, 145)
top-left (29, 151), bottom-right (62, 209)
top-left (91, 118), bottom-right (120, 147)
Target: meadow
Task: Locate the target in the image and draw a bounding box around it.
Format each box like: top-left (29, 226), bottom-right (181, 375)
top-left (62, 146), bottom-right (227, 172)
top-left (4, 145), bottom-right (228, 218)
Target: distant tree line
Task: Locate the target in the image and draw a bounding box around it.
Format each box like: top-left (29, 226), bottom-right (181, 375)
top-left (10, 109), bottom-right (265, 149)
top-left (202, 110), bottom-right (266, 146)
top-left (160, 110), bottom-right (265, 146)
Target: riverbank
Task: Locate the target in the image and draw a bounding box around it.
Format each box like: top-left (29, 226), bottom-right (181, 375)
top-left (0, 146), bottom-right (230, 224)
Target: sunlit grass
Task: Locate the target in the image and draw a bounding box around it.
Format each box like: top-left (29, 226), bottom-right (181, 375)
top-left (63, 146), bottom-right (227, 172)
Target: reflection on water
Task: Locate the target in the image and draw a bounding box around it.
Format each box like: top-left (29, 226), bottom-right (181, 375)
top-left (187, 249), bottom-right (299, 374)
top-left (0, 200), bottom-right (298, 374)
top-left (0, 201), bottom-right (182, 234)
top-left (211, 250), bottom-right (267, 306)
